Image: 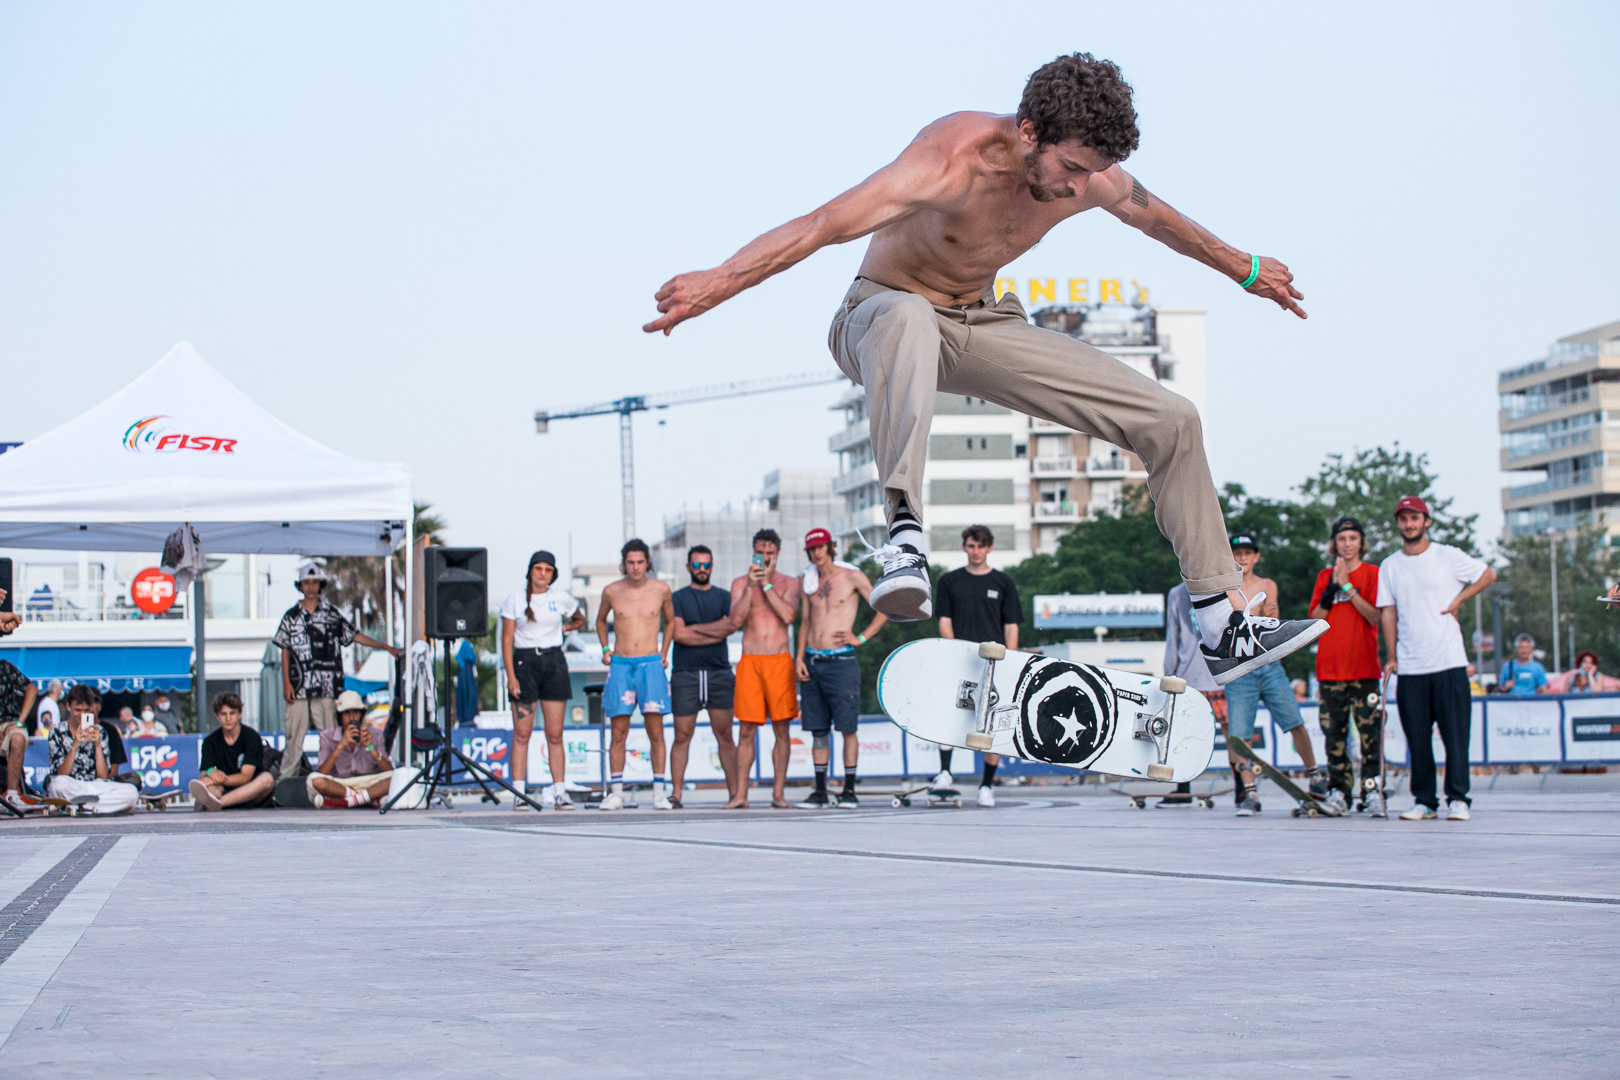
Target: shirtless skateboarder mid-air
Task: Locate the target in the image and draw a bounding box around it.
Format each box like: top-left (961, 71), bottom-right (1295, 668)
top-left (645, 52), bottom-right (1324, 681)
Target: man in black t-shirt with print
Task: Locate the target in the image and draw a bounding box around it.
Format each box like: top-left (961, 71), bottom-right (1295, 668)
top-left (935, 525), bottom-right (1023, 807)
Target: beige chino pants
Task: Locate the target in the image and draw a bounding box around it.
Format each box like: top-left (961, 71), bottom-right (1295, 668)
top-left (827, 277), bottom-right (1242, 594)
top-left (282, 696), bottom-right (337, 777)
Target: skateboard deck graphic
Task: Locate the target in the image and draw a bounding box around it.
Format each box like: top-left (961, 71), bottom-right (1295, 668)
top-left (878, 639), bottom-right (1216, 783)
top-left (1228, 737), bottom-right (1342, 817)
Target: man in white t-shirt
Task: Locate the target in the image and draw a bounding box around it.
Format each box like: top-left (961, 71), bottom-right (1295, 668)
top-left (1376, 496), bottom-right (1495, 822)
top-left (37, 680), bottom-right (62, 731)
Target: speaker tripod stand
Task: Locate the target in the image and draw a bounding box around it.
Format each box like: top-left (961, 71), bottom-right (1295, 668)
top-left (380, 637), bottom-right (544, 814)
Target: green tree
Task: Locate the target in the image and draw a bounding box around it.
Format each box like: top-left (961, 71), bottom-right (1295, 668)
top-left (1495, 526), bottom-right (1620, 675)
top-left (1298, 444), bottom-right (1478, 561)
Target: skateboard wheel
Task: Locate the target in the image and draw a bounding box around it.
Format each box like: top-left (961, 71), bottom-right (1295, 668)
top-left (1159, 675), bottom-right (1187, 694)
top-left (1291, 807), bottom-right (1302, 817)
top-left (1130, 799), bottom-right (1145, 809)
top-left (891, 796), bottom-right (903, 808)
top-left (965, 732), bottom-right (994, 751)
top-left (978, 642), bottom-right (1007, 660)
top-left (952, 797), bottom-right (962, 807)
top-left (1146, 763), bottom-right (1175, 782)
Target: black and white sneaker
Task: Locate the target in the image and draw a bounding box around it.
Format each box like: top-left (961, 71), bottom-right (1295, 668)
top-left (1200, 593), bottom-right (1328, 685)
top-left (868, 544), bottom-right (932, 622)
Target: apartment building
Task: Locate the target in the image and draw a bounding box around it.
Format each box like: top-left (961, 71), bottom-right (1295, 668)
top-left (1499, 319), bottom-right (1620, 539)
top-left (829, 298), bottom-right (1207, 569)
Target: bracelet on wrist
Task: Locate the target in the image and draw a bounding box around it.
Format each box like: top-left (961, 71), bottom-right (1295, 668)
top-left (1239, 253), bottom-right (1260, 290)
top-left (762, 582), bottom-right (773, 592)
top-left (856, 633), bottom-right (866, 645)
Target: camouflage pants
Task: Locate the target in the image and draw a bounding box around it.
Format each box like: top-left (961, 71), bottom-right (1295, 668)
top-left (1318, 678), bottom-right (1383, 798)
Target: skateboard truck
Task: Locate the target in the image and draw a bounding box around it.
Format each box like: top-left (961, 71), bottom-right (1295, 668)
top-left (965, 642), bottom-right (1004, 751)
top-left (1132, 675), bottom-right (1185, 781)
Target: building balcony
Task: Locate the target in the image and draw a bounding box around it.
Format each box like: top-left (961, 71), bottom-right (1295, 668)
top-left (1500, 428), bottom-right (1597, 470)
top-left (1034, 500), bottom-right (1080, 521)
top-left (1031, 455), bottom-right (1078, 476)
top-left (832, 462), bottom-right (878, 495)
top-left (1086, 456), bottom-right (1134, 478)
top-left (827, 419), bottom-right (870, 454)
top-left (1500, 385), bottom-right (1593, 424)
top-left (1506, 508), bottom-right (1609, 539)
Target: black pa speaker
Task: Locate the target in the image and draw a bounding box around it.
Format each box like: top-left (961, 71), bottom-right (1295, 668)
top-left (0, 558), bottom-right (11, 613)
top-left (423, 547), bottom-right (487, 639)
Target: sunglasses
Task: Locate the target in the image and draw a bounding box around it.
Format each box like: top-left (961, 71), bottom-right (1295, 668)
top-left (690, 561), bottom-right (712, 569)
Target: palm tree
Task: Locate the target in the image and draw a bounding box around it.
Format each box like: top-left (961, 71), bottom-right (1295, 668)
top-left (326, 502), bottom-right (446, 636)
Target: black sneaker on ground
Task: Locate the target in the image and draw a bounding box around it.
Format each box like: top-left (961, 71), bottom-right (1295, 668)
top-left (836, 790), bottom-right (860, 808)
top-left (800, 789), bottom-right (831, 807)
top-left (869, 544), bottom-right (932, 622)
top-left (1305, 769), bottom-right (1329, 798)
top-left (1201, 604), bottom-right (1328, 685)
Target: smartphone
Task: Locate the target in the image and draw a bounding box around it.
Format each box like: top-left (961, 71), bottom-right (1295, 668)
top-left (80, 714), bottom-right (95, 734)
top-left (752, 553), bottom-right (765, 568)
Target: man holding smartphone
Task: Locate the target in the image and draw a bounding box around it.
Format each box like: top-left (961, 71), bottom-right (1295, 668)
top-left (306, 690), bottom-right (407, 808)
top-left (728, 530), bottom-right (803, 809)
top-left (46, 684), bottom-right (138, 814)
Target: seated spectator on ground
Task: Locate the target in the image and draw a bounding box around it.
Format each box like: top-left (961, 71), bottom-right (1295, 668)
top-left (1550, 650), bottom-right (1620, 694)
top-left (307, 690), bottom-right (407, 808)
top-left (119, 706), bottom-right (138, 736)
top-left (1498, 634), bottom-right (1550, 695)
top-left (37, 680), bottom-right (61, 732)
top-left (189, 692), bottom-right (274, 811)
top-left (131, 707), bottom-right (168, 738)
top-left (46, 685), bottom-right (139, 814)
top-left (2, 658), bottom-right (40, 813)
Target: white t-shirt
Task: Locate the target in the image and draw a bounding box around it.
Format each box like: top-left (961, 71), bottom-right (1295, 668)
top-left (37, 695), bottom-right (59, 729)
top-left (1376, 542), bottom-right (1488, 676)
top-left (499, 588), bottom-right (580, 650)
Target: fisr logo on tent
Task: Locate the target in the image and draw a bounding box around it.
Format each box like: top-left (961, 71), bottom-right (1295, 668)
top-left (123, 415), bottom-right (237, 454)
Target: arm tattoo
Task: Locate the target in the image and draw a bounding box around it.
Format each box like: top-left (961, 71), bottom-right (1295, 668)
top-left (1130, 177), bottom-right (1150, 209)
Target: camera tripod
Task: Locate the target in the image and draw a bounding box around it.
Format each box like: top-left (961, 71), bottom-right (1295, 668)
top-left (379, 638), bottom-right (544, 814)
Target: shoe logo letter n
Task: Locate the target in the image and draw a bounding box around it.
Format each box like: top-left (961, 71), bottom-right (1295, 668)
top-left (1233, 634), bottom-right (1257, 658)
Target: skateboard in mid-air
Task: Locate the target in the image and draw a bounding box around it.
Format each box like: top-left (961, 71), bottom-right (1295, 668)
top-left (878, 640), bottom-right (1216, 783)
top-left (1227, 736), bottom-right (1342, 817)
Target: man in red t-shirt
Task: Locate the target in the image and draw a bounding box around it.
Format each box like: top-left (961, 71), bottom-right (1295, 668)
top-left (1308, 516), bottom-right (1386, 816)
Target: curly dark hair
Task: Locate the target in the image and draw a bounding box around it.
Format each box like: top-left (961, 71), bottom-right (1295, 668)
top-left (1017, 53), bottom-right (1139, 162)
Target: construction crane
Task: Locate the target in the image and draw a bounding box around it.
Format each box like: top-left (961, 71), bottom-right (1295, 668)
top-left (536, 371), bottom-right (846, 542)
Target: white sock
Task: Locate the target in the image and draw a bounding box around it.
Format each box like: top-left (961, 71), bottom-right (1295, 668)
top-left (1189, 592), bottom-right (1234, 649)
top-left (5, 788), bottom-right (16, 798)
top-left (653, 775), bottom-right (666, 796)
top-left (353, 789), bottom-right (372, 806)
top-left (887, 507), bottom-right (927, 555)
top-left (612, 780), bottom-right (624, 796)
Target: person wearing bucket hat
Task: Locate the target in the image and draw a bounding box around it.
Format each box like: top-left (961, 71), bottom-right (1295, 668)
top-left (272, 561), bottom-right (402, 782)
top-left (500, 550), bottom-right (586, 809)
top-left (1377, 495), bottom-right (1495, 821)
top-left (305, 690), bottom-right (409, 808)
top-left (1308, 516), bottom-right (1386, 816)
top-left (1221, 534), bottom-right (1324, 816)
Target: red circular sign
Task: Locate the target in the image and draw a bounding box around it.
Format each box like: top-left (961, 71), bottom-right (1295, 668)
top-left (131, 568), bottom-right (177, 614)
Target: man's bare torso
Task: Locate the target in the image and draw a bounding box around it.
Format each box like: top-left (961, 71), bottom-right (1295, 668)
top-left (1241, 574), bottom-right (1281, 621)
top-left (731, 572), bottom-right (799, 655)
top-left (858, 112), bottom-right (1119, 307)
top-left (803, 566), bottom-right (863, 650)
top-left (602, 578), bottom-right (670, 657)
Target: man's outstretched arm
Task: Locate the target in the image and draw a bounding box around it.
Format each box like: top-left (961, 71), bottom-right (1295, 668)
top-left (643, 137), bottom-right (958, 335)
top-left (1102, 168), bottom-right (1306, 319)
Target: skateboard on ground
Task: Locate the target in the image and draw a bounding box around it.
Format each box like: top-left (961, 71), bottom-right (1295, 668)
top-left (875, 783), bottom-right (963, 808)
top-left (1227, 737), bottom-right (1342, 817)
top-left (139, 790), bottom-right (184, 811)
top-left (1109, 785), bottom-right (1233, 809)
top-left (878, 640), bottom-right (1216, 783)
top-left (40, 794), bottom-right (100, 816)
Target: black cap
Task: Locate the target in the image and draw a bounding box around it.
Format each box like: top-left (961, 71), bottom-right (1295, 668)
top-left (1330, 516), bottom-right (1364, 539)
top-left (1229, 533), bottom-right (1259, 551)
top-left (528, 550), bottom-right (558, 572)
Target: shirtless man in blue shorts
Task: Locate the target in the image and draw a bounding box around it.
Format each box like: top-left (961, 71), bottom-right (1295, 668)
top-left (596, 539), bottom-right (675, 811)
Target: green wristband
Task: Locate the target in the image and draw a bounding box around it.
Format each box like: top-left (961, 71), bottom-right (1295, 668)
top-left (856, 633), bottom-right (866, 645)
top-left (1239, 254), bottom-right (1260, 290)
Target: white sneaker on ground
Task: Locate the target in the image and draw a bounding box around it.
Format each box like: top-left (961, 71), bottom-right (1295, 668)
top-left (189, 779), bottom-right (222, 811)
top-left (598, 792), bottom-right (624, 811)
top-left (1364, 790), bottom-right (1387, 819)
top-left (1445, 800), bottom-right (1471, 821)
top-left (931, 770), bottom-right (953, 790)
top-left (976, 785), bottom-right (996, 808)
top-left (1399, 804), bottom-right (1437, 820)
top-left (512, 792), bottom-right (533, 810)
top-left (563, 780), bottom-right (590, 793)
top-left (3, 790), bottom-right (42, 814)
top-left (653, 792), bottom-right (672, 810)
top-left (550, 788), bottom-right (575, 810)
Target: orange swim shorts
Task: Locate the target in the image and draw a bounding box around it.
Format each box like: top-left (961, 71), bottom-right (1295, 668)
top-left (734, 653), bottom-right (799, 724)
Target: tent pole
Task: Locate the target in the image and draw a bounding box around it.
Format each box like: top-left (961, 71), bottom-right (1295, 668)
top-left (193, 576), bottom-right (207, 734)
top-left (401, 517), bottom-right (414, 764)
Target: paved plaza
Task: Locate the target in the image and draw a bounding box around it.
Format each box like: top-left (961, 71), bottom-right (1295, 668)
top-left (0, 781), bottom-right (1615, 1079)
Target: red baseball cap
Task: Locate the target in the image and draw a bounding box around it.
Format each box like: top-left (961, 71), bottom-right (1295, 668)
top-left (804, 527), bottom-right (833, 550)
top-left (1393, 496), bottom-right (1430, 518)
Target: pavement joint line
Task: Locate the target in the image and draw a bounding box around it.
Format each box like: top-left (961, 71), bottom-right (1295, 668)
top-left (0, 837), bottom-right (114, 965)
top-left (455, 822), bottom-right (1620, 907)
top-left (0, 839), bottom-right (86, 910)
top-left (0, 835), bottom-right (148, 1046)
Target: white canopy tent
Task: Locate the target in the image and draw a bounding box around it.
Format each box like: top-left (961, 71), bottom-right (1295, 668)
top-left (0, 342), bottom-right (413, 725)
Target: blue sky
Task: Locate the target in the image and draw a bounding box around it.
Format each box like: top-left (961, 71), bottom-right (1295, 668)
top-left (2, 1), bottom-right (1615, 590)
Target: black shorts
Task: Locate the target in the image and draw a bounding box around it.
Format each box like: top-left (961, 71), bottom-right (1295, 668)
top-left (670, 667), bottom-right (735, 715)
top-left (800, 654), bottom-right (861, 735)
top-left (511, 647), bottom-right (570, 703)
